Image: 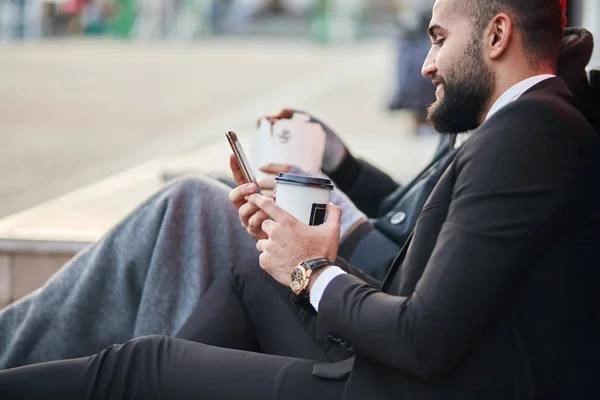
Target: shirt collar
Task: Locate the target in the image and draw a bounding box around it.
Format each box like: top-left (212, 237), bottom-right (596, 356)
top-left (485, 74), bottom-right (556, 121)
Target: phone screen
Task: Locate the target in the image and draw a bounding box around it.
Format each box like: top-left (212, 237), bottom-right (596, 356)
top-left (225, 131), bottom-right (262, 195)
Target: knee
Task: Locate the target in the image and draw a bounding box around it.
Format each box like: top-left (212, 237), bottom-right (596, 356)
top-left (101, 335), bottom-right (168, 360)
top-left (95, 336), bottom-right (172, 377)
top-left (90, 336), bottom-right (171, 396)
top-left (132, 334), bottom-right (168, 347)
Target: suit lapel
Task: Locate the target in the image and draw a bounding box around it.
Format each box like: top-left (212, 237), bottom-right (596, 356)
top-left (381, 230), bottom-right (414, 292)
top-left (379, 79), bottom-right (569, 294)
top-left (380, 146), bottom-right (460, 292)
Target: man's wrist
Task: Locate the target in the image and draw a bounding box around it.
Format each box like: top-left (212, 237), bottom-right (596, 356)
top-left (306, 265), bottom-right (333, 295)
top-left (322, 147), bottom-right (347, 175)
top-left (326, 149), bottom-right (361, 193)
top-left (307, 266), bottom-right (347, 311)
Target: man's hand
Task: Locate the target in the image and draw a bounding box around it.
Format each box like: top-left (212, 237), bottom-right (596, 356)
top-left (229, 156), bottom-right (298, 240)
top-left (248, 194), bottom-right (342, 288)
top-left (229, 154), bottom-right (271, 240)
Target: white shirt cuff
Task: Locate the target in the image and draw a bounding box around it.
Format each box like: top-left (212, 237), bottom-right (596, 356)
top-left (309, 266), bottom-right (347, 311)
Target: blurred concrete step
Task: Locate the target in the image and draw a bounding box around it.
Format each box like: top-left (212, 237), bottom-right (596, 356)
top-left (0, 247), bottom-right (77, 308)
top-left (0, 139), bottom-right (235, 307)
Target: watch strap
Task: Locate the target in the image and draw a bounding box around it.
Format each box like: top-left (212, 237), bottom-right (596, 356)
top-left (301, 258), bottom-right (334, 271)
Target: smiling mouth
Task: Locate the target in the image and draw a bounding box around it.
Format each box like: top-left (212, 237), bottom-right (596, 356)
top-left (434, 82), bottom-right (443, 98)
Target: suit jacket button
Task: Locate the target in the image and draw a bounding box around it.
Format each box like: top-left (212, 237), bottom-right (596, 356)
top-left (390, 212), bottom-right (407, 225)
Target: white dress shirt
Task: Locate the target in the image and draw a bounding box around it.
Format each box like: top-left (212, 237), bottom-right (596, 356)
top-left (309, 74), bottom-right (555, 311)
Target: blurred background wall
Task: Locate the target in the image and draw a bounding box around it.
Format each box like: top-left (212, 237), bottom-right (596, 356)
top-left (0, 0), bottom-right (400, 42)
top-left (0, 0), bottom-right (597, 219)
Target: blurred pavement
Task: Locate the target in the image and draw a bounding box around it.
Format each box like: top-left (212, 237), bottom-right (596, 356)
top-left (0, 38), bottom-right (438, 219)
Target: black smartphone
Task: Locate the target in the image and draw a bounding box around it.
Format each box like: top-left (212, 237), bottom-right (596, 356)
top-left (225, 131), bottom-right (262, 195)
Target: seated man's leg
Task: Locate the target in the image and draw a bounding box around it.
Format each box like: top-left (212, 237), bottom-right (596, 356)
top-left (176, 255), bottom-right (352, 363)
top-left (0, 177), bottom-right (258, 369)
top-left (0, 336), bottom-right (347, 399)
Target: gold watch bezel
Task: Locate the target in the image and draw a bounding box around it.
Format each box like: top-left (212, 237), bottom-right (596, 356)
top-left (290, 263), bottom-right (313, 295)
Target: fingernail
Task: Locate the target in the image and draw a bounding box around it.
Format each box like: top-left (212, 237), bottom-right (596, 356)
top-left (246, 183), bottom-right (255, 191)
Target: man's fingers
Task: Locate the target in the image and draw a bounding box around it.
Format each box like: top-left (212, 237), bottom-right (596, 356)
top-left (248, 224), bottom-right (266, 240)
top-left (229, 153), bottom-right (240, 171)
top-left (248, 210), bottom-right (270, 230)
top-left (256, 239), bottom-right (268, 253)
top-left (248, 194), bottom-right (286, 222)
top-left (259, 163), bottom-right (293, 175)
top-left (239, 202), bottom-right (260, 226)
top-left (229, 154), bottom-right (247, 186)
top-left (324, 203), bottom-right (342, 227)
top-left (258, 176), bottom-right (276, 191)
top-left (261, 219), bottom-right (276, 236)
top-left (229, 183), bottom-right (257, 209)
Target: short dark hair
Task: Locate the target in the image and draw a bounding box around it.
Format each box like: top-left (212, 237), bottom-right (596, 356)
top-left (462, 0), bottom-right (564, 63)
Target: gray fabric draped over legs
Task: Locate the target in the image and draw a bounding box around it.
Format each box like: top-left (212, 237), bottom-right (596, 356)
top-left (0, 177), bottom-right (258, 369)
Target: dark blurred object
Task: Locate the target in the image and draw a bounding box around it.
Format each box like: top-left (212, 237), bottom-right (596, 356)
top-left (565, 0), bottom-right (582, 27)
top-left (388, 0), bottom-right (436, 134)
top-left (387, 35), bottom-right (435, 113)
top-left (558, 27), bottom-right (599, 131)
top-left (266, 0), bottom-right (284, 14)
top-left (558, 27), bottom-right (594, 101)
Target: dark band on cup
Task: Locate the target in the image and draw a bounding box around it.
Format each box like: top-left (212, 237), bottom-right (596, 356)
top-left (275, 173), bottom-right (334, 190)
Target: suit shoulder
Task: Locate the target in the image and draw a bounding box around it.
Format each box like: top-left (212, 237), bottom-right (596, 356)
top-left (467, 90), bottom-right (596, 156)
top-left (495, 92), bottom-right (583, 130)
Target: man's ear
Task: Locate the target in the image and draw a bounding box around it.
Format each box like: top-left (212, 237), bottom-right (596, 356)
top-left (485, 13), bottom-right (513, 60)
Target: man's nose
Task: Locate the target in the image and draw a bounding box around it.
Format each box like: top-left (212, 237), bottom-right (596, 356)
top-left (421, 48), bottom-right (437, 78)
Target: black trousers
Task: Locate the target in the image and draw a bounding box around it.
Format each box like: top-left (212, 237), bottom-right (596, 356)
top-left (0, 257), bottom-right (354, 399)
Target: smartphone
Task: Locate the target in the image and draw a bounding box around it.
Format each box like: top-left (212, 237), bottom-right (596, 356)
top-left (225, 131), bottom-right (262, 195)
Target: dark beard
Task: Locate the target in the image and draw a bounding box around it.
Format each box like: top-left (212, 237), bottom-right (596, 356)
top-left (427, 37), bottom-right (496, 134)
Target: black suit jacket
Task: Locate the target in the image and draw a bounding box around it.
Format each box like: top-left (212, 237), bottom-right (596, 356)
top-left (329, 28), bottom-right (597, 282)
top-left (316, 78), bottom-right (600, 399)
top-left (333, 140), bottom-right (457, 280)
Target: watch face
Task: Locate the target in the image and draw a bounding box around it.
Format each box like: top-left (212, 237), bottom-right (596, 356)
top-left (290, 266), bottom-right (306, 292)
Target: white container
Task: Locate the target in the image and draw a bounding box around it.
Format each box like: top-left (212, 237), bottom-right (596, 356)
top-left (274, 173), bottom-right (333, 226)
top-left (252, 113), bottom-right (325, 182)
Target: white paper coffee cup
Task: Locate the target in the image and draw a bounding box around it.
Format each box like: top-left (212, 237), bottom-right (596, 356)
top-left (274, 173), bottom-right (334, 226)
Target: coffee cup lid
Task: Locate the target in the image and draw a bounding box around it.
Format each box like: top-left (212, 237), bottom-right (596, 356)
top-left (275, 173), bottom-right (334, 190)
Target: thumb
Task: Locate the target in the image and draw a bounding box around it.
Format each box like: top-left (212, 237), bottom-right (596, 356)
top-left (324, 203), bottom-right (342, 227)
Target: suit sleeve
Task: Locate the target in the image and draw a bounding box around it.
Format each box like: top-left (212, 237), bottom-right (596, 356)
top-left (316, 101), bottom-right (581, 378)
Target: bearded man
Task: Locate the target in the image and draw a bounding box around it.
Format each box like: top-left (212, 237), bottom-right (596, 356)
top-left (2, 0), bottom-right (599, 398)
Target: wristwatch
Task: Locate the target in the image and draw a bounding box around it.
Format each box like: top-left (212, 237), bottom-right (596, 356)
top-left (290, 258), bottom-right (334, 296)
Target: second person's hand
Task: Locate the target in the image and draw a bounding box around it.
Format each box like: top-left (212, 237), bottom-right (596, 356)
top-left (259, 108), bottom-right (348, 174)
top-left (258, 163), bottom-right (293, 197)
